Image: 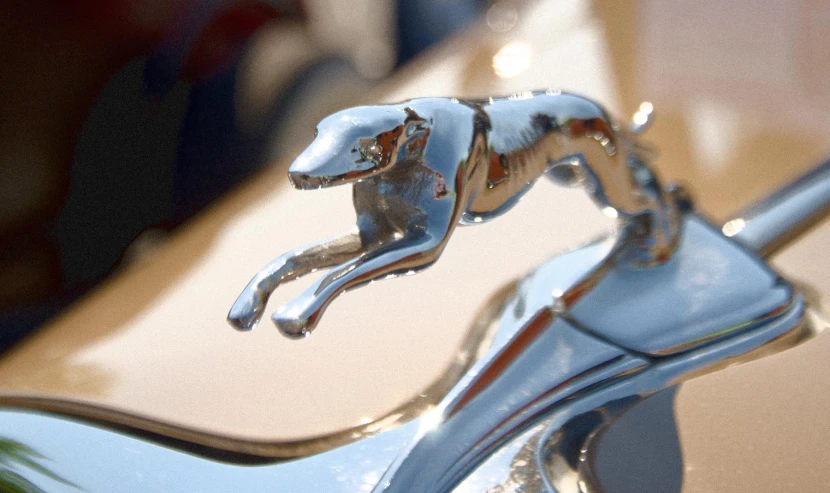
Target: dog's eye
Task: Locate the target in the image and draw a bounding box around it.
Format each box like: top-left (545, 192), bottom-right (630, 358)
top-left (358, 138), bottom-right (383, 163)
top-left (314, 128), bottom-right (319, 138)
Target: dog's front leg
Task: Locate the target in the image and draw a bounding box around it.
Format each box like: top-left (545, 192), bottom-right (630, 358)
top-left (227, 232), bottom-right (364, 331)
top-left (270, 234), bottom-right (444, 338)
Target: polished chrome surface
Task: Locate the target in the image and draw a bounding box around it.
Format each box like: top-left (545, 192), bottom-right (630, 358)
top-left (535, 302), bottom-right (806, 493)
top-left (375, 318), bottom-right (648, 492)
top-left (227, 91), bottom-right (681, 337)
top-left (372, 213), bottom-right (803, 493)
top-left (568, 216), bottom-right (793, 355)
top-left (0, 409), bottom-right (419, 493)
top-left (726, 158), bottom-right (830, 257)
top-left (455, 309), bottom-right (816, 493)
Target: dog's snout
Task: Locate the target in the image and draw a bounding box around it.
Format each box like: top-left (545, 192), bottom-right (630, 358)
top-left (287, 172), bottom-right (331, 190)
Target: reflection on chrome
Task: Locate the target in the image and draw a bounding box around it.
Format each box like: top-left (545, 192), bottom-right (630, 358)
top-left (722, 217), bottom-right (746, 237)
top-left (630, 101), bottom-right (654, 134)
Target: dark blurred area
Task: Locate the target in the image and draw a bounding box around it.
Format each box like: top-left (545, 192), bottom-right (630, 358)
top-left (0, 0), bottom-right (491, 352)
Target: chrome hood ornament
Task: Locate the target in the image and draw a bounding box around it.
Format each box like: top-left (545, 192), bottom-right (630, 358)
top-left (227, 92), bottom-right (816, 492)
top-left (228, 91), bottom-right (680, 337)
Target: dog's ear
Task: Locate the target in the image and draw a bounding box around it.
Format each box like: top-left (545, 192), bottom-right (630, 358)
top-left (404, 107), bottom-right (426, 124)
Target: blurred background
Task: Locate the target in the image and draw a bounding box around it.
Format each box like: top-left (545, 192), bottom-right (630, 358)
top-left (2, 0), bottom-right (829, 357)
top-left (0, 0), bottom-right (496, 351)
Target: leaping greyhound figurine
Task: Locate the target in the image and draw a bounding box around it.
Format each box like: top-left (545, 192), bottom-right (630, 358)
top-left (227, 91), bottom-right (680, 338)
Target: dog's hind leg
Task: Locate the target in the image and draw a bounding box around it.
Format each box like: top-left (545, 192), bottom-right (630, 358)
top-left (227, 232), bottom-right (364, 331)
top-left (271, 234), bottom-right (444, 338)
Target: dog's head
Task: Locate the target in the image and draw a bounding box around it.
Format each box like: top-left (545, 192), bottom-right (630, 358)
top-left (288, 105), bottom-right (429, 189)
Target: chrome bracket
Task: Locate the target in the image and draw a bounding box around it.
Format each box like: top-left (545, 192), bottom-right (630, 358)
top-left (373, 213), bottom-right (804, 493)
